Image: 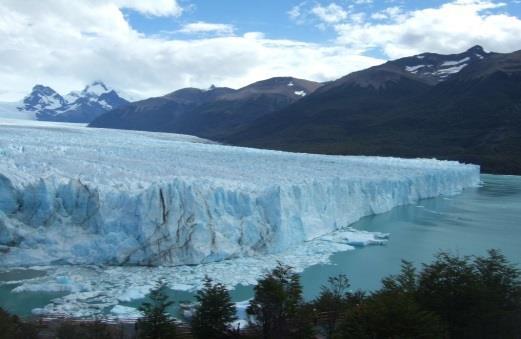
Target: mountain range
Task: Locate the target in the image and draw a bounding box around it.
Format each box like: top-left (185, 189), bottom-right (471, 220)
top-left (89, 77), bottom-right (321, 139)
top-left (226, 46), bottom-right (521, 174)
top-left (2, 45), bottom-right (518, 174)
top-left (0, 81), bottom-right (128, 123)
top-left (88, 45), bottom-right (521, 174)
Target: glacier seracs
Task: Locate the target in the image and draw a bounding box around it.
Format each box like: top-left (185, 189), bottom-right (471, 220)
top-left (0, 118), bottom-right (480, 267)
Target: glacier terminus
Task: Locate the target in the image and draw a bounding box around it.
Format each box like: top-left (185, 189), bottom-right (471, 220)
top-left (0, 119), bottom-right (480, 267)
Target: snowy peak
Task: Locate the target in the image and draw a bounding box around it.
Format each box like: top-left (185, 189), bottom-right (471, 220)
top-left (466, 45), bottom-right (488, 55)
top-left (11, 82), bottom-right (129, 123)
top-left (66, 81), bottom-right (112, 104)
top-left (21, 85), bottom-right (66, 112)
top-left (65, 81), bottom-right (119, 104)
top-left (328, 47), bottom-right (495, 91)
top-left (31, 84), bottom-right (59, 96)
top-left (394, 46), bottom-right (495, 82)
top-left (64, 91), bottom-right (81, 104)
top-left (455, 49), bottom-right (521, 81)
top-left (68, 81), bottom-right (127, 111)
top-left (81, 81), bottom-right (111, 97)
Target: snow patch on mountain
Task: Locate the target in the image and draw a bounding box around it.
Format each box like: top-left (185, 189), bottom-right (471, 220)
top-left (403, 61), bottom-right (470, 79)
top-left (441, 57), bottom-right (470, 67)
top-left (434, 63), bottom-right (468, 77)
top-left (405, 65), bottom-right (427, 73)
top-left (399, 46), bottom-right (492, 82)
top-left (32, 94), bottom-right (63, 110)
top-left (64, 91), bottom-right (81, 103)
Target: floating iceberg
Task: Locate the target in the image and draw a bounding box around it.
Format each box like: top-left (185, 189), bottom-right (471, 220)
top-left (6, 227), bottom-right (390, 318)
top-left (0, 118), bottom-right (480, 267)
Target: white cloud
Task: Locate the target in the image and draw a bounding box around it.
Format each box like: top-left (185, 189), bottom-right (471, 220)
top-left (311, 3), bottom-right (348, 24)
top-left (114, 0), bottom-right (182, 17)
top-left (178, 22), bottom-right (235, 36)
top-left (371, 7), bottom-right (404, 21)
top-left (288, 3), bottom-right (303, 21)
top-left (335, 0), bottom-right (521, 58)
top-left (7, 0), bottom-right (519, 103)
top-left (289, 2), bottom-right (351, 27)
top-left (0, 0), bottom-right (383, 101)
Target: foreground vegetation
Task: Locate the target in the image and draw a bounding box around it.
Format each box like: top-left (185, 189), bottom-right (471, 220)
top-left (1, 250), bottom-right (520, 339)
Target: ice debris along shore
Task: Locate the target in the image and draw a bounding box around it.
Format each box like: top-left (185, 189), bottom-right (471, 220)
top-left (3, 227), bottom-right (388, 318)
top-left (0, 118), bottom-right (480, 266)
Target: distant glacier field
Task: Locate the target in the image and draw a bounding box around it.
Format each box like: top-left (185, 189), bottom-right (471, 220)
top-left (0, 118), bottom-right (483, 317)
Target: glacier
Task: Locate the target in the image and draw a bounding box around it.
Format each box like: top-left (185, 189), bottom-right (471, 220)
top-left (0, 118), bottom-right (480, 267)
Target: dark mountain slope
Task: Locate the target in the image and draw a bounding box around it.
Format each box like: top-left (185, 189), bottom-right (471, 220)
top-left (89, 77), bottom-right (321, 139)
top-left (225, 62), bottom-right (436, 148)
top-left (227, 50), bottom-right (521, 174)
top-left (90, 87), bottom-right (235, 133)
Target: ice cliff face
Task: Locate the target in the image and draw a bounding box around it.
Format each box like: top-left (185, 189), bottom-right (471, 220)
top-left (0, 119), bottom-right (480, 267)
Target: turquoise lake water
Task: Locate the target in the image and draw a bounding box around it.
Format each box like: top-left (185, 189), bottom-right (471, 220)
top-left (1, 174), bottom-right (520, 316)
top-left (229, 174), bottom-right (521, 302)
top-left (300, 174), bottom-right (521, 295)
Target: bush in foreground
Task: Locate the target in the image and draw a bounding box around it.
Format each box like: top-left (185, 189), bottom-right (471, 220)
top-left (0, 308), bottom-right (37, 339)
top-left (332, 250), bottom-right (521, 339)
top-left (417, 249), bottom-right (521, 338)
top-left (191, 276), bottom-right (237, 338)
top-left (334, 261), bottom-right (444, 338)
top-left (247, 262), bottom-right (313, 339)
top-left (137, 280), bottom-right (177, 339)
top-left (56, 318), bottom-right (114, 339)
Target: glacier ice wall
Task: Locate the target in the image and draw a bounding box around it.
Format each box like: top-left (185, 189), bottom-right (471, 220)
top-left (0, 119), bottom-right (480, 266)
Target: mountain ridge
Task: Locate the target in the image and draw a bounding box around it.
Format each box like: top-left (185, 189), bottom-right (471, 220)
top-left (0, 81), bottom-right (129, 123)
top-left (226, 46), bottom-right (521, 174)
top-left (89, 77), bottom-right (322, 139)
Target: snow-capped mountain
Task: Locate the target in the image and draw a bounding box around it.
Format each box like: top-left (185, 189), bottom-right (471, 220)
top-left (19, 85), bottom-right (67, 113)
top-left (392, 45), bottom-right (494, 83)
top-left (0, 81), bottom-right (129, 123)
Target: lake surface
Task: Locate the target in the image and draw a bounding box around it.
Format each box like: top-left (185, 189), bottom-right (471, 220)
top-left (300, 174), bottom-right (521, 296)
top-left (1, 174), bottom-right (520, 317)
top-left (230, 174), bottom-right (521, 301)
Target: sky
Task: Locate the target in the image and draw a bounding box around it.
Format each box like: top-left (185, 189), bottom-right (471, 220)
top-left (1, 0), bottom-right (521, 101)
